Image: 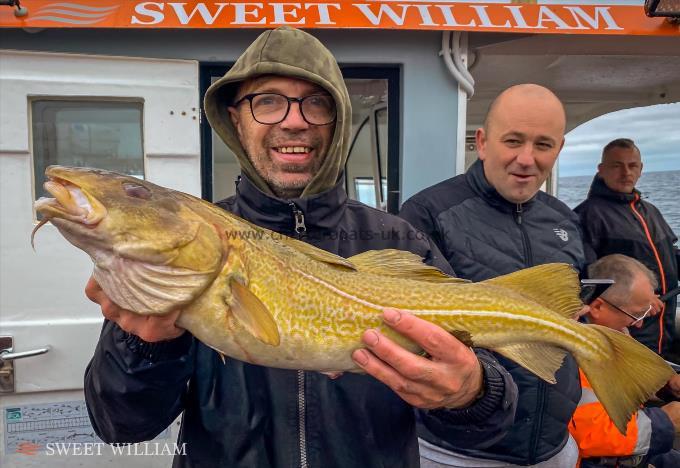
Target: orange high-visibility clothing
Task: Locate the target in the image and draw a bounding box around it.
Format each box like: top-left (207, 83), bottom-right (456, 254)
top-left (569, 370), bottom-right (649, 458)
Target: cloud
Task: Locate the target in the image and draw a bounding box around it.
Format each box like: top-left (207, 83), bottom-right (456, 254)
top-left (559, 102), bottom-right (680, 177)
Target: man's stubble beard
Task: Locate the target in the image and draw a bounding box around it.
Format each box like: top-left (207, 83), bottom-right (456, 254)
top-left (250, 132), bottom-right (328, 199)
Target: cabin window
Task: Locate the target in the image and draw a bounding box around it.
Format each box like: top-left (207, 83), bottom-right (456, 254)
top-left (31, 100), bottom-right (144, 199)
top-left (344, 80), bottom-right (389, 210)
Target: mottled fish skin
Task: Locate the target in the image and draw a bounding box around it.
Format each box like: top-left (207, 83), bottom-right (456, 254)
top-left (177, 224), bottom-right (592, 373)
top-left (34, 166), bottom-right (676, 435)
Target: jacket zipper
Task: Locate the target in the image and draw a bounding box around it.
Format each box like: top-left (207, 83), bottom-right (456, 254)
top-left (629, 194), bottom-right (668, 353)
top-left (297, 370), bottom-right (308, 468)
top-left (290, 201), bottom-right (308, 466)
top-left (289, 202), bottom-right (307, 238)
top-left (515, 203), bottom-right (522, 225)
top-left (528, 380), bottom-right (547, 464)
top-left (515, 202), bottom-right (543, 462)
top-left (514, 204), bottom-right (534, 266)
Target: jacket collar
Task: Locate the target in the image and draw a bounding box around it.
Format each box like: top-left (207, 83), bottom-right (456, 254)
top-left (587, 175), bottom-right (640, 203)
top-left (465, 159), bottom-right (536, 213)
top-left (233, 173), bottom-right (348, 235)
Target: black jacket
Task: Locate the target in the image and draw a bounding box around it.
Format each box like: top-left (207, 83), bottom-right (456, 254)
top-left (400, 159), bottom-right (585, 464)
top-left (575, 175), bottom-right (679, 358)
top-left (84, 175), bottom-right (518, 468)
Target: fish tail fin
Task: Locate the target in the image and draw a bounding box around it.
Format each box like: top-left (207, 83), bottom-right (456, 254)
top-left (578, 324), bottom-right (674, 435)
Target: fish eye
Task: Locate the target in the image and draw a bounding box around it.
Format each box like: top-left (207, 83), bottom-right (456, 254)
top-left (123, 183), bottom-right (152, 200)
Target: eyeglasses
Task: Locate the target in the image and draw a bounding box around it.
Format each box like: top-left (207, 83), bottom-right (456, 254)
top-left (600, 297), bottom-right (652, 326)
top-left (233, 92), bottom-right (336, 126)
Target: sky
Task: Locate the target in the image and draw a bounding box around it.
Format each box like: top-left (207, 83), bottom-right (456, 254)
top-left (558, 102), bottom-right (680, 178)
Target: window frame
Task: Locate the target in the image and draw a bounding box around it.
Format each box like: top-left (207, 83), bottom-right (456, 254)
top-left (29, 96), bottom-right (146, 207)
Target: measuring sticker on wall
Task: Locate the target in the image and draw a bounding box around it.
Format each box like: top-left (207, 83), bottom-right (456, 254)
top-left (3, 401), bottom-right (170, 456)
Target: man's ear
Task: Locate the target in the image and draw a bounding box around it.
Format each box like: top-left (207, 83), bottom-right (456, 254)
top-left (589, 298), bottom-right (604, 320)
top-left (228, 106), bottom-right (242, 137)
top-left (597, 162), bottom-right (604, 175)
top-left (475, 127), bottom-right (487, 161)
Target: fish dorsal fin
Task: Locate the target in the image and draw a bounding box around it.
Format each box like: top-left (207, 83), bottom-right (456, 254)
top-left (229, 278), bottom-right (280, 346)
top-left (279, 236), bottom-right (356, 270)
top-left (484, 263), bottom-right (582, 318)
top-left (494, 343), bottom-right (568, 384)
top-left (348, 249), bottom-right (467, 283)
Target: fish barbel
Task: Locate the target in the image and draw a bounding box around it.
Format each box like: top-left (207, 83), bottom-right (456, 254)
top-left (33, 166), bottom-right (674, 434)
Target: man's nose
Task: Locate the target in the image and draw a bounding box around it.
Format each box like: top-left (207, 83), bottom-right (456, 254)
top-left (515, 144), bottom-right (535, 166)
top-left (280, 102), bottom-right (309, 130)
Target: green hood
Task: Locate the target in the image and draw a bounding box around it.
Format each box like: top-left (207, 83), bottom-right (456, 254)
top-left (204, 27), bottom-right (352, 198)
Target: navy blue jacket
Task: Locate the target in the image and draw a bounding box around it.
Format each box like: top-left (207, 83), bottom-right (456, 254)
top-left (575, 175), bottom-right (679, 358)
top-left (85, 174), bottom-right (517, 468)
top-left (400, 160), bottom-right (585, 464)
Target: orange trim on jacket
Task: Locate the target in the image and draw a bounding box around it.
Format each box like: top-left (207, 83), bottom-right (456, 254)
top-left (629, 194), bottom-right (668, 354)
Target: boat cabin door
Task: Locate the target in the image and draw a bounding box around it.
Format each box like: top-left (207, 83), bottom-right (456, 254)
top-left (0, 49), bottom-right (199, 466)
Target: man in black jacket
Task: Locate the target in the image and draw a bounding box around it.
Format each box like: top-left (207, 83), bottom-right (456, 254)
top-left (575, 138), bottom-right (679, 360)
top-left (401, 84), bottom-right (585, 467)
top-left (83, 27), bottom-right (517, 467)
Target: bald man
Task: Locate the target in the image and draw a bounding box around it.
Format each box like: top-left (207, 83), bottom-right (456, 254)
top-left (401, 84), bottom-right (586, 467)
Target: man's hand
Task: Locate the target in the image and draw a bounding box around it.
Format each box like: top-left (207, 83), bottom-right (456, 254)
top-left (661, 401), bottom-right (680, 432)
top-left (85, 276), bottom-right (185, 343)
top-left (651, 295), bottom-right (665, 316)
top-left (351, 308), bottom-right (483, 409)
top-left (666, 374), bottom-right (680, 399)
top-left (576, 305), bottom-right (590, 319)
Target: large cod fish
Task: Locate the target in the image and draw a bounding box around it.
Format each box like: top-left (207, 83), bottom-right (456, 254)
top-left (34, 166), bottom-right (674, 434)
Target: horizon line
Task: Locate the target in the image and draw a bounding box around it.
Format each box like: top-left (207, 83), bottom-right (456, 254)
top-left (559, 168), bottom-right (680, 179)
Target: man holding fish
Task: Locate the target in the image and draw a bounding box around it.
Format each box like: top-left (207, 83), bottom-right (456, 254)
top-left (33, 29), bottom-right (675, 468)
top-left (79, 27), bottom-right (518, 467)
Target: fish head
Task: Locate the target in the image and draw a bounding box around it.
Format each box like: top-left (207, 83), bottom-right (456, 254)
top-left (33, 166), bottom-right (224, 314)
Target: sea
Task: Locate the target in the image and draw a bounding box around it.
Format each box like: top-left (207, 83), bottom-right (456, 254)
top-left (558, 170), bottom-right (680, 237)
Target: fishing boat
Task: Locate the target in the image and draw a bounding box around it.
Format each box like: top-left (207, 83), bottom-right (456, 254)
top-left (0, 1), bottom-right (678, 464)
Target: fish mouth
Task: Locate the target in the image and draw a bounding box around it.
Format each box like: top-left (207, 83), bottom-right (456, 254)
top-left (32, 176), bottom-right (107, 247)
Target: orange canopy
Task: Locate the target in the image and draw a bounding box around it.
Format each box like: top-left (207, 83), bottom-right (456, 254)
top-left (1, 1), bottom-right (678, 36)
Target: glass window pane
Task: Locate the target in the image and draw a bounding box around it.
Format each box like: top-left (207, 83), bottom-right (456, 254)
top-left (345, 78), bottom-right (389, 211)
top-left (346, 117), bottom-right (373, 205)
top-left (211, 76), bottom-right (241, 202)
top-left (32, 100), bottom-right (144, 199)
top-left (211, 119), bottom-right (240, 202)
top-left (376, 108), bottom-right (388, 203)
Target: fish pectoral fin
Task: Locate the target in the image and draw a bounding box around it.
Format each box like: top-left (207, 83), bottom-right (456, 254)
top-left (348, 250), bottom-right (466, 283)
top-left (494, 343), bottom-right (568, 384)
top-left (280, 236), bottom-right (356, 270)
top-left (228, 278), bottom-right (280, 346)
top-left (483, 263), bottom-right (582, 319)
